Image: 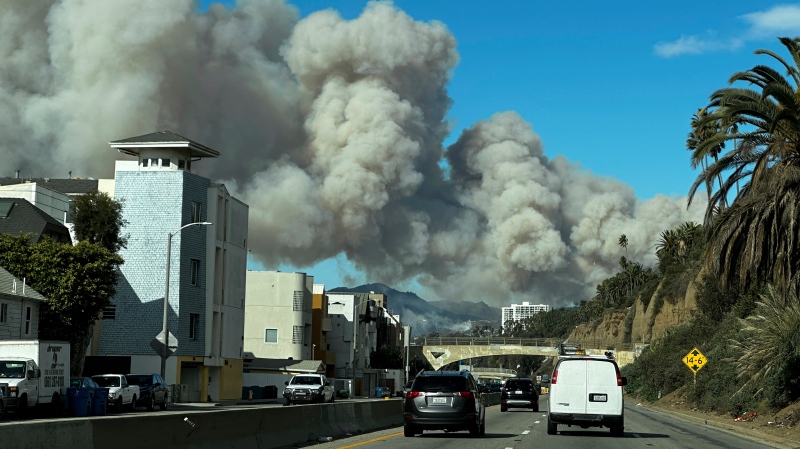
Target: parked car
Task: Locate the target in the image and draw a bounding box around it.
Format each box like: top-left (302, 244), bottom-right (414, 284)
top-left (403, 370), bottom-right (486, 438)
top-left (547, 355), bottom-right (627, 436)
top-left (91, 374), bottom-right (139, 412)
top-left (126, 373), bottom-right (169, 411)
top-left (399, 380), bottom-right (414, 397)
top-left (283, 374), bottom-right (334, 405)
top-left (500, 377), bottom-right (539, 412)
top-left (69, 377), bottom-right (99, 389)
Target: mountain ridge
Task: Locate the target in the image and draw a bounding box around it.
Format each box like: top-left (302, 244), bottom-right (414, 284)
top-left (328, 283), bottom-right (502, 334)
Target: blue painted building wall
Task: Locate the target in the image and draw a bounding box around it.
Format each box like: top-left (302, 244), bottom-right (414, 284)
top-left (100, 169), bottom-right (210, 357)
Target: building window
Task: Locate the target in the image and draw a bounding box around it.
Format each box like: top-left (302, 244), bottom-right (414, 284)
top-left (150, 158), bottom-right (158, 167)
top-left (141, 158), bottom-right (149, 167)
top-left (102, 305), bottom-right (116, 320)
top-left (178, 160), bottom-right (185, 170)
top-left (162, 158), bottom-right (170, 167)
top-left (189, 313), bottom-right (199, 340)
top-left (0, 303), bottom-right (6, 323)
top-left (292, 291), bottom-right (308, 311)
top-left (265, 328), bottom-right (278, 344)
top-left (191, 202), bottom-right (202, 223)
top-left (25, 306), bottom-right (31, 335)
top-left (190, 259), bottom-right (200, 286)
top-left (292, 326), bottom-right (303, 344)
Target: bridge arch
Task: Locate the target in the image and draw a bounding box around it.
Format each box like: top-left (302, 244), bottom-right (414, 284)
top-left (421, 337), bottom-right (638, 371)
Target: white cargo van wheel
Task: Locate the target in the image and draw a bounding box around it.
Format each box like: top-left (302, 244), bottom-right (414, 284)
top-left (546, 419), bottom-right (557, 435)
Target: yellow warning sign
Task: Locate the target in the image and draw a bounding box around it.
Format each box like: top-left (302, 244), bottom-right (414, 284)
top-left (683, 347), bottom-right (707, 373)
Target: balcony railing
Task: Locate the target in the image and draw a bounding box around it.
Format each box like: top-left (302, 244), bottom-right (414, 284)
top-left (421, 337), bottom-right (636, 351)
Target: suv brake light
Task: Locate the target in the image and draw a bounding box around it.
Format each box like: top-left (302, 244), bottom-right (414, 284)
top-left (459, 391), bottom-right (474, 399)
top-left (550, 370), bottom-right (558, 385)
top-left (407, 391), bottom-right (423, 398)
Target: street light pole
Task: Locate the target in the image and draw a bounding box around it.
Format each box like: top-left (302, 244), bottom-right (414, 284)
top-left (161, 221), bottom-right (212, 380)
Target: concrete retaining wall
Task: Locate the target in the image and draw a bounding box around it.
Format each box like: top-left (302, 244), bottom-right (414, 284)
top-left (1, 399), bottom-right (404, 449)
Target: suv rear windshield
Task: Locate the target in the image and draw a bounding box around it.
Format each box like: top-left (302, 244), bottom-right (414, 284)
top-left (412, 376), bottom-right (468, 392)
top-left (505, 379), bottom-right (534, 390)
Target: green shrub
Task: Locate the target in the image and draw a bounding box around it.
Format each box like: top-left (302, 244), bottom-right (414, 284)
top-left (337, 389), bottom-right (350, 399)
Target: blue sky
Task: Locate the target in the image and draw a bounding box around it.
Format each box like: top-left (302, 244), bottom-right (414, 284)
top-left (202, 0), bottom-right (800, 293)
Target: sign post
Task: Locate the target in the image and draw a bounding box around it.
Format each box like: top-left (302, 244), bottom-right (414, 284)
top-left (682, 347), bottom-right (707, 384)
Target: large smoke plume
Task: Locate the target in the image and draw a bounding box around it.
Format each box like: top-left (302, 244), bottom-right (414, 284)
top-left (0, 0), bottom-right (705, 307)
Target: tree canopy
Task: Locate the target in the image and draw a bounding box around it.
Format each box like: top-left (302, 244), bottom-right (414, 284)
top-left (0, 234), bottom-right (123, 375)
top-left (72, 191), bottom-right (128, 253)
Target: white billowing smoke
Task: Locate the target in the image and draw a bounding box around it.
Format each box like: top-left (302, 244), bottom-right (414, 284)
top-left (0, 0), bottom-right (705, 307)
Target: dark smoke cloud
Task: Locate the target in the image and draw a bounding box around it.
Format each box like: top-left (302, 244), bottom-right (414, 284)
top-left (0, 0), bottom-right (705, 307)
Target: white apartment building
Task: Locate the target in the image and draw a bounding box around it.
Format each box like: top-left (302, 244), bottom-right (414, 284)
top-left (244, 271), bottom-right (314, 361)
top-left (501, 301), bottom-right (551, 332)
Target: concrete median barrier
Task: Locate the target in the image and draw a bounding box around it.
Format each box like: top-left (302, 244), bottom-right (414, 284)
top-left (0, 418), bottom-right (94, 449)
top-left (2, 398), bottom-right (405, 449)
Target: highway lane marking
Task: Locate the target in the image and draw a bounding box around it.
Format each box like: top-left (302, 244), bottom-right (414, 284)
top-left (534, 421), bottom-right (541, 424)
top-left (336, 431), bottom-right (402, 449)
top-left (522, 430), bottom-right (530, 434)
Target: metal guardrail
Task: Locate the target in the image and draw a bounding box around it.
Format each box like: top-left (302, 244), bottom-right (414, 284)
top-left (421, 337), bottom-right (636, 351)
top-left (468, 367), bottom-right (517, 375)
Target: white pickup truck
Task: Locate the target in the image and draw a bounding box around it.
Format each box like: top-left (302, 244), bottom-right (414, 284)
top-left (92, 374), bottom-right (140, 411)
top-left (283, 374), bottom-right (335, 405)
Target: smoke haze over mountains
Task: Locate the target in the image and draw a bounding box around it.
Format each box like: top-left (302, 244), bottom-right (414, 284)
top-left (0, 0), bottom-right (705, 307)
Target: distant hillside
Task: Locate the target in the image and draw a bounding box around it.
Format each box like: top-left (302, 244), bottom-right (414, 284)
top-left (328, 283), bottom-right (499, 335)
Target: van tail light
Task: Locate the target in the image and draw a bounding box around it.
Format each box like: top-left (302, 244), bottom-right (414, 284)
top-left (407, 391), bottom-right (423, 399)
top-left (551, 370), bottom-right (558, 385)
top-left (459, 391), bottom-right (474, 399)
top-left (616, 372), bottom-right (623, 387)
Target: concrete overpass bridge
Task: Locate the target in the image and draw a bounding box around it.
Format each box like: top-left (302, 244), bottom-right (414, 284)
top-left (468, 367), bottom-right (518, 382)
top-left (421, 337), bottom-right (639, 371)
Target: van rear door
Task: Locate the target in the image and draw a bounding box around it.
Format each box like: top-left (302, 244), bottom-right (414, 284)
top-left (550, 359), bottom-right (587, 415)
top-left (585, 359), bottom-right (621, 416)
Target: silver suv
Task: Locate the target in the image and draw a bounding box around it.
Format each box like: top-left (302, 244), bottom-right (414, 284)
top-left (403, 370), bottom-right (486, 437)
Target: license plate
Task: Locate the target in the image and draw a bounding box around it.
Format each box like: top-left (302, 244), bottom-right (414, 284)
top-left (515, 390), bottom-right (523, 394)
top-left (296, 391), bottom-right (306, 395)
top-left (432, 397), bottom-right (447, 404)
top-left (591, 394), bottom-right (607, 402)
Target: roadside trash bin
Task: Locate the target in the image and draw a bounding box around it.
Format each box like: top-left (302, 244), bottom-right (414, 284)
top-left (69, 387), bottom-right (91, 417)
top-left (263, 385), bottom-right (278, 399)
top-left (91, 388), bottom-right (109, 416)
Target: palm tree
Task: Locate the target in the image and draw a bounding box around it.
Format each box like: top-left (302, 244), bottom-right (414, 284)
top-left (618, 234), bottom-right (628, 259)
top-left (688, 37), bottom-right (800, 294)
top-left (729, 284), bottom-right (800, 399)
top-left (687, 108), bottom-right (727, 209)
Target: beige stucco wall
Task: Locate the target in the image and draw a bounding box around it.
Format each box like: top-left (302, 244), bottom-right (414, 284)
top-left (244, 271), bottom-right (312, 360)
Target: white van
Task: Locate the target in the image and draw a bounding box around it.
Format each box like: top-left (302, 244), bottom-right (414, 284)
top-left (546, 355), bottom-right (627, 436)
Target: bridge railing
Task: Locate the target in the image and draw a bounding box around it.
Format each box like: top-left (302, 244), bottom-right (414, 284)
top-left (421, 337), bottom-right (637, 351)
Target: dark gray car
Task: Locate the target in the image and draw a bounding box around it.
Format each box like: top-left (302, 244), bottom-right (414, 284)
top-left (403, 370), bottom-right (486, 437)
